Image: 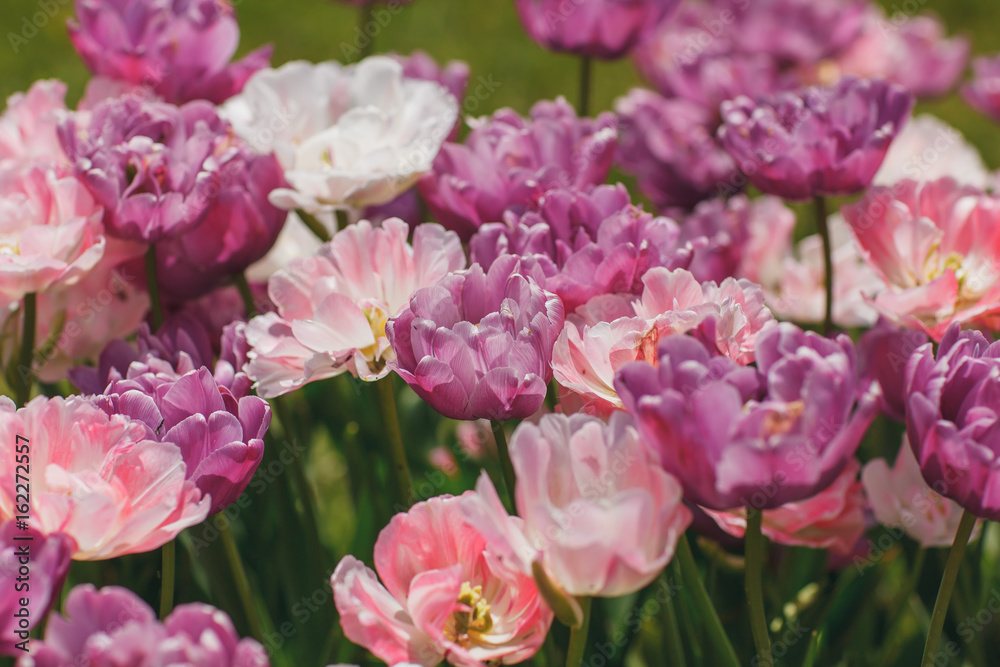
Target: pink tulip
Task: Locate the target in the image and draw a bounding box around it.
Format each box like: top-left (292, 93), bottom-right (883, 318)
top-left (0, 166), bottom-right (106, 310)
top-left (0, 396), bottom-right (209, 560)
top-left (0, 80), bottom-right (70, 171)
top-left (704, 459), bottom-right (866, 557)
top-left (862, 437), bottom-right (974, 548)
top-left (842, 178), bottom-right (1000, 340)
top-left (332, 494), bottom-right (552, 667)
top-left (245, 219), bottom-right (465, 397)
top-left (462, 413), bottom-right (691, 598)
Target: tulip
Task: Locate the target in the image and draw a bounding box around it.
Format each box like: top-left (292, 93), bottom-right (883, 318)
top-left (29, 584), bottom-right (269, 665)
top-left (469, 184), bottom-right (690, 312)
top-left (221, 56), bottom-right (458, 213)
top-left (873, 115), bottom-right (990, 190)
top-left (862, 437), bottom-right (975, 547)
top-left (842, 178), bottom-right (1000, 341)
top-left (905, 325), bottom-right (1000, 521)
top-left (332, 494), bottom-right (552, 667)
top-left (0, 80), bottom-right (70, 171)
top-left (963, 54), bottom-right (1000, 125)
top-left (615, 324), bottom-right (879, 510)
top-left (614, 89), bottom-right (738, 211)
top-left (386, 255), bottom-right (564, 422)
top-left (0, 523), bottom-right (73, 655)
top-left (856, 320), bottom-right (928, 422)
top-left (245, 219), bottom-right (465, 397)
top-left (418, 98), bottom-right (617, 241)
top-left (718, 77), bottom-right (914, 201)
top-left (0, 396), bottom-right (208, 559)
top-left (68, 0), bottom-right (271, 105)
top-left (461, 412), bottom-right (691, 597)
top-left (513, 0), bottom-right (681, 60)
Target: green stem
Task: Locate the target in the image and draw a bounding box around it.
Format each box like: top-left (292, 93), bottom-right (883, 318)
top-left (676, 534), bottom-right (741, 667)
top-left (296, 208), bottom-right (332, 243)
top-left (814, 195), bottom-right (833, 335)
top-left (377, 377), bottom-right (414, 509)
top-left (565, 596), bottom-right (592, 667)
top-left (746, 508), bottom-right (772, 667)
top-left (219, 523), bottom-right (267, 644)
top-left (145, 245), bottom-right (164, 331)
top-left (272, 396), bottom-right (325, 559)
top-left (662, 579), bottom-right (688, 667)
top-left (879, 548), bottom-right (927, 664)
top-left (579, 56), bottom-right (592, 118)
top-left (159, 539), bottom-right (176, 619)
top-left (234, 273), bottom-right (257, 318)
top-left (335, 208), bottom-right (350, 231)
top-left (922, 509), bottom-right (977, 667)
top-left (14, 293), bottom-right (36, 406)
top-left (491, 420), bottom-right (517, 511)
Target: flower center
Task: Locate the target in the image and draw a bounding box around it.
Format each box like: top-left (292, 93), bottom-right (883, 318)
top-left (762, 401), bottom-right (805, 437)
top-left (449, 582), bottom-right (494, 645)
top-left (359, 303), bottom-right (389, 361)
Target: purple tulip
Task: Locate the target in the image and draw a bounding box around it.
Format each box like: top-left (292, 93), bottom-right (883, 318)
top-left (963, 55), bottom-right (1000, 125)
top-left (468, 184), bottom-right (692, 312)
top-left (153, 152), bottom-right (288, 301)
top-left (386, 255), bottom-right (565, 421)
top-left (418, 97), bottom-right (617, 241)
top-left (905, 325), bottom-right (1000, 521)
top-left (615, 323), bottom-right (879, 510)
top-left (75, 317), bottom-right (266, 516)
top-left (68, 0), bottom-right (272, 105)
top-left (614, 89), bottom-right (737, 211)
top-left (717, 77), bottom-right (914, 201)
top-left (29, 584), bottom-right (269, 666)
top-left (857, 319), bottom-right (928, 422)
top-left (60, 97), bottom-right (252, 243)
top-left (0, 523), bottom-right (73, 656)
top-left (513, 0), bottom-right (681, 60)
top-left (730, 0), bottom-right (867, 67)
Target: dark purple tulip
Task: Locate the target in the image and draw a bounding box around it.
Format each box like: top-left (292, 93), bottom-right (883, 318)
top-left (68, 0), bottom-right (271, 105)
top-left (469, 184), bottom-right (691, 311)
top-left (513, 0), bottom-right (681, 60)
top-left (30, 584), bottom-right (269, 666)
top-left (418, 98), bottom-right (617, 241)
top-left (857, 319), bottom-right (928, 422)
top-left (615, 324), bottom-right (878, 510)
top-left (60, 97), bottom-right (252, 243)
top-left (0, 523), bottom-right (73, 656)
top-left (615, 89), bottom-right (737, 211)
top-left (386, 255), bottom-right (564, 421)
top-left (963, 55), bottom-right (1000, 125)
top-left (730, 0), bottom-right (867, 67)
top-left (717, 76), bottom-right (914, 201)
top-left (905, 325), bottom-right (1000, 521)
top-left (153, 153), bottom-right (287, 301)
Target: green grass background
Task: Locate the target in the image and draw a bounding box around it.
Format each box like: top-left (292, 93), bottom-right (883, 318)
top-left (1, 0), bottom-right (999, 166)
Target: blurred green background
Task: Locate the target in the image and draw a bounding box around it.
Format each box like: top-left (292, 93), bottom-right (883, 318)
top-left (1, 0), bottom-right (999, 165)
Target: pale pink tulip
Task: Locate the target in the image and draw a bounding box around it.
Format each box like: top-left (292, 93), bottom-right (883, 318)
top-left (0, 396), bottom-right (209, 560)
top-left (0, 167), bottom-right (105, 308)
top-left (874, 115), bottom-right (990, 190)
top-left (461, 413), bottom-right (691, 598)
top-left (705, 459), bottom-right (866, 557)
top-left (245, 219), bottom-right (465, 396)
top-left (843, 178), bottom-right (1000, 340)
top-left (634, 267), bottom-right (775, 365)
top-left (332, 494), bottom-right (552, 667)
top-left (861, 437), bottom-right (975, 547)
top-left (0, 80), bottom-right (70, 171)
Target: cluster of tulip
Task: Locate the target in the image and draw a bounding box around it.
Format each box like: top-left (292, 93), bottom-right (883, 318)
top-left (2, 0), bottom-right (1000, 665)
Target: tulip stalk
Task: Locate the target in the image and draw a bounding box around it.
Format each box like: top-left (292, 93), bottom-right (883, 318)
top-left (676, 534), bottom-right (740, 667)
top-left (13, 292), bottom-right (36, 407)
top-left (746, 507), bottom-right (772, 667)
top-left (145, 245), bottom-right (165, 331)
top-left (814, 195), bottom-right (834, 335)
top-left (235, 273), bottom-right (257, 318)
top-left (578, 56), bottom-right (592, 118)
top-left (565, 595), bottom-right (592, 667)
top-left (921, 509), bottom-right (977, 667)
top-left (220, 523), bottom-right (268, 644)
top-left (159, 539), bottom-right (176, 619)
top-left (377, 377), bottom-right (415, 508)
top-left (297, 208), bottom-right (333, 243)
top-left (491, 420), bottom-right (518, 511)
